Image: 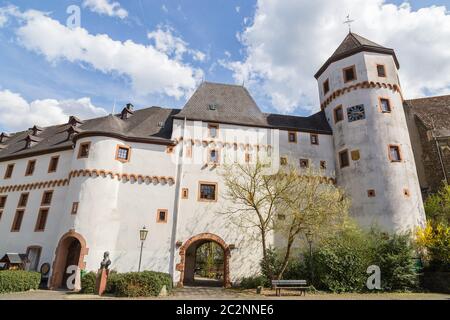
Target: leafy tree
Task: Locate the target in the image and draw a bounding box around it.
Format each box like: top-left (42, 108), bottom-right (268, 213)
top-left (424, 183), bottom-right (450, 225)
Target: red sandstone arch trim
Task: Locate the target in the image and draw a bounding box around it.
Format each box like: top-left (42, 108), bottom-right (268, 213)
top-left (49, 230), bottom-right (88, 290)
top-left (176, 233), bottom-right (231, 288)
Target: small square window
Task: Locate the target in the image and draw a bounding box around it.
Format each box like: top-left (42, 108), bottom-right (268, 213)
top-left (209, 149), bottom-right (219, 164)
top-left (310, 134), bottom-right (319, 145)
top-left (25, 160), bottom-right (36, 176)
top-left (245, 153), bottom-right (251, 163)
top-left (48, 156), bottom-right (59, 173)
top-left (78, 142), bottom-right (90, 159)
top-left (18, 193), bottom-right (29, 208)
top-left (116, 145), bottom-right (131, 162)
top-left (11, 209), bottom-right (24, 232)
top-left (300, 159), bottom-right (309, 168)
top-left (323, 79), bottom-right (330, 95)
top-left (35, 208), bottom-right (49, 232)
top-left (0, 195), bottom-right (7, 209)
top-left (339, 150), bottom-right (350, 168)
top-left (334, 105), bottom-right (344, 123)
top-left (380, 98), bottom-right (392, 113)
top-left (71, 202), bottom-right (79, 215)
top-left (277, 214), bottom-right (286, 221)
top-left (377, 64), bottom-right (386, 77)
top-left (288, 131), bottom-right (297, 143)
top-left (4, 163), bottom-right (15, 179)
top-left (343, 66), bottom-right (357, 82)
top-left (182, 188), bottom-right (189, 199)
top-left (157, 209), bottom-right (168, 223)
top-left (367, 189), bottom-right (376, 197)
top-left (280, 157), bottom-right (288, 165)
top-left (41, 190), bottom-right (53, 206)
top-left (199, 183), bottom-right (217, 201)
top-left (351, 150), bottom-right (360, 161)
top-left (320, 161), bottom-right (327, 170)
top-left (389, 145), bottom-right (402, 162)
top-left (208, 124), bottom-right (219, 138)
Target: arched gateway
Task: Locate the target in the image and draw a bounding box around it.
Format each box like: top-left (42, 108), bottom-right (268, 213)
top-left (176, 233), bottom-right (231, 287)
top-left (50, 230), bottom-right (88, 289)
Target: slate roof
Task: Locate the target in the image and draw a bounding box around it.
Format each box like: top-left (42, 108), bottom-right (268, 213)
top-left (0, 107), bottom-right (180, 161)
top-left (0, 82), bottom-right (333, 161)
top-left (315, 32), bottom-right (399, 79)
top-left (405, 95), bottom-right (450, 137)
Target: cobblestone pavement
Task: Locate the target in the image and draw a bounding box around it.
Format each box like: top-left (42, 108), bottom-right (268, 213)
top-left (0, 288), bottom-right (448, 300)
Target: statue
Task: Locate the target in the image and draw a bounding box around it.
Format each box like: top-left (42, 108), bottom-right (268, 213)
top-left (100, 251), bottom-right (111, 270)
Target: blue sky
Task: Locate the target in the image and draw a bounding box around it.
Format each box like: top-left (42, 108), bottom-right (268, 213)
top-left (0, 0), bottom-right (450, 132)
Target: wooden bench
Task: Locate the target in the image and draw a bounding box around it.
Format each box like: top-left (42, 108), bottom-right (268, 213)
top-left (272, 280), bottom-right (308, 296)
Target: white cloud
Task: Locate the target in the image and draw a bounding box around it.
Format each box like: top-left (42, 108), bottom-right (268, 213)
top-left (235, 6), bottom-right (241, 13)
top-left (5, 8), bottom-right (203, 100)
top-left (82, 0), bottom-right (128, 19)
top-left (223, 0), bottom-right (450, 114)
top-left (161, 5), bottom-right (168, 13)
top-left (0, 89), bottom-right (107, 132)
top-left (147, 26), bottom-right (206, 62)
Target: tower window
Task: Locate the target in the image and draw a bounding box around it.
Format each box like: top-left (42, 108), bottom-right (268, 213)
top-left (388, 145), bottom-right (402, 162)
top-left (367, 189), bottom-right (376, 197)
top-left (300, 159), bottom-right (309, 168)
top-left (199, 182), bottom-right (218, 201)
top-left (280, 157), bottom-right (288, 165)
top-left (115, 145), bottom-right (131, 162)
top-left (323, 79), bottom-right (330, 95)
top-left (209, 149), bottom-right (219, 164)
top-left (245, 153), bottom-right (251, 163)
top-left (377, 64), bottom-right (386, 77)
top-left (320, 161), bottom-right (327, 170)
top-left (156, 209), bottom-right (168, 223)
top-left (18, 193), bottom-right (29, 208)
top-left (334, 105), bottom-right (344, 123)
top-left (71, 202), bottom-right (79, 215)
top-left (25, 160), bottom-right (36, 176)
top-left (343, 65), bottom-right (357, 83)
top-left (403, 188), bottom-right (410, 197)
top-left (0, 195), bottom-right (7, 209)
top-left (310, 134), bottom-right (319, 145)
top-left (4, 163), bottom-right (14, 179)
top-left (48, 156), bottom-right (59, 173)
top-left (41, 190), bottom-right (53, 206)
top-left (11, 209), bottom-right (25, 232)
top-left (339, 150), bottom-right (350, 168)
top-left (379, 98), bottom-right (392, 113)
top-left (78, 142), bottom-right (91, 159)
top-left (208, 124), bottom-right (219, 138)
top-left (182, 188), bottom-right (189, 199)
top-left (288, 131), bottom-right (297, 143)
top-left (35, 208), bottom-right (49, 232)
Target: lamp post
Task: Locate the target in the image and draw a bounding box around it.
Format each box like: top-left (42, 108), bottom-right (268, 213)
top-left (138, 226), bottom-right (148, 272)
top-left (305, 229), bottom-right (314, 285)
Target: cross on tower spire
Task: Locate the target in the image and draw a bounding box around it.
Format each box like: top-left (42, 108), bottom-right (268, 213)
top-left (343, 14), bottom-right (355, 33)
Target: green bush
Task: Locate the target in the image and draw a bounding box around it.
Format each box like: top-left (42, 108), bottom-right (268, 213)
top-left (0, 270), bottom-right (41, 293)
top-left (239, 275), bottom-right (270, 289)
top-left (105, 271), bottom-right (121, 294)
top-left (260, 248), bottom-right (283, 281)
top-left (114, 271), bottom-right (172, 297)
top-left (80, 271), bottom-right (96, 294)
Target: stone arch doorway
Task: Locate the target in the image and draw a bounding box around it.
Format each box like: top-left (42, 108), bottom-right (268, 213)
top-left (177, 233), bottom-right (231, 287)
top-left (50, 230), bottom-right (88, 289)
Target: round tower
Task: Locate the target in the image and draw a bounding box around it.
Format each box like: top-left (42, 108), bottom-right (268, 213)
top-left (315, 32), bottom-right (425, 233)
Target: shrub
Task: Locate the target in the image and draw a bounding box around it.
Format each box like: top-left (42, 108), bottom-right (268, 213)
top-left (416, 223), bottom-right (450, 272)
top-left (80, 271), bottom-right (96, 294)
top-left (114, 271), bottom-right (172, 297)
top-left (105, 271), bottom-right (122, 294)
top-left (0, 270), bottom-right (41, 294)
top-left (260, 248), bottom-right (282, 281)
top-left (239, 275), bottom-right (269, 289)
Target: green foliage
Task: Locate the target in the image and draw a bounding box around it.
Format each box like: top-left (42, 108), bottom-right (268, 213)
top-left (424, 184), bottom-right (450, 225)
top-left (105, 270), bottom-right (120, 294)
top-left (239, 275), bottom-right (270, 289)
top-left (416, 223), bottom-right (450, 272)
top-left (260, 248), bottom-right (282, 280)
top-left (80, 271), bottom-right (96, 294)
top-left (0, 270), bottom-right (40, 293)
top-left (114, 271), bottom-right (172, 297)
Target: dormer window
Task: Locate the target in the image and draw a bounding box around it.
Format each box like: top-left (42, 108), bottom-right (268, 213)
top-left (208, 103), bottom-right (217, 111)
top-left (0, 132), bottom-right (10, 143)
top-left (120, 103), bottom-right (134, 120)
top-left (68, 116), bottom-right (84, 127)
top-left (24, 134), bottom-right (42, 149)
top-left (66, 125), bottom-right (81, 140)
top-left (158, 121), bottom-right (165, 128)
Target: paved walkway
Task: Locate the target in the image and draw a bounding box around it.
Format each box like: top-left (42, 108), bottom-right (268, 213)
top-left (0, 288), bottom-right (448, 300)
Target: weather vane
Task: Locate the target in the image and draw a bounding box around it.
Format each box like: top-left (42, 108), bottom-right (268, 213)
top-left (344, 14), bottom-right (355, 33)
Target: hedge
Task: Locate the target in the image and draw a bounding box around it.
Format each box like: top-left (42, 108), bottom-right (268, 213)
top-left (80, 271), bottom-right (96, 294)
top-left (0, 270), bottom-right (41, 294)
top-left (240, 275), bottom-right (270, 289)
top-left (111, 271), bottom-right (172, 297)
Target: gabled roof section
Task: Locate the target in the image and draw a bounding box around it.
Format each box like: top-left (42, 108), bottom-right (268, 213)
top-left (405, 95), bottom-right (450, 137)
top-left (265, 111), bottom-right (332, 135)
top-left (175, 82), bottom-right (267, 126)
top-left (315, 32), bottom-right (399, 79)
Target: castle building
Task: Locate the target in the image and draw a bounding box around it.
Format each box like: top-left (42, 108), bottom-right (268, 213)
top-left (0, 32), bottom-right (435, 288)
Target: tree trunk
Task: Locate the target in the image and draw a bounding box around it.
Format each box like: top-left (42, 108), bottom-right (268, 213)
top-left (277, 234), bottom-right (295, 280)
